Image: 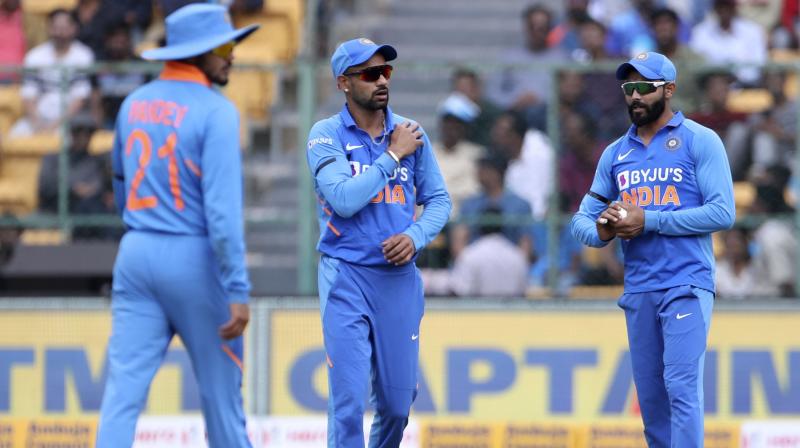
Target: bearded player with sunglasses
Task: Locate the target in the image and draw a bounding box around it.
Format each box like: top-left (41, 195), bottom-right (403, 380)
top-left (306, 38), bottom-right (450, 447)
top-left (571, 52), bottom-right (735, 447)
top-left (97, 5), bottom-right (257, 447)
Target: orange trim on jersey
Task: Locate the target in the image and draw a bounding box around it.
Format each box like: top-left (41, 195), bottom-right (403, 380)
top-left (221, 344), bottom-right (243, 371)
top-left (184, 158), bottom-right (202, 177)
top-left (323, 207), bottom-right (332, 216)
top-left (160, 61), bottom-right (211, 87)
top-left (326, 221), bottom-right (341, 237)
top-left (326, 354), bottom-right (333, 368)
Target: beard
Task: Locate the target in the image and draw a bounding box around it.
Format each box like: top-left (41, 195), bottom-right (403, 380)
top-left (628, 92), bottom-right (666, 126)
top-left (352, 88), bottom-right (389, 110)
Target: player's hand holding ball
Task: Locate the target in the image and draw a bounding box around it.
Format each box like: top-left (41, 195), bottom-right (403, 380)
top-left (596, 201), bottom-right (644, 240)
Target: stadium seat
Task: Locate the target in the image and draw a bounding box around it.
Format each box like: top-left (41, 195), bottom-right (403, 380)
top-left (234, 13), bottom-right (295, 62)
top-left (88, 129), bottom-right (114, 155)
top-left (0, 158), bottom-right (43, 214)
top-left (0, 85), bottom-right (22, 137)
top-left (733, 181), bottom-right (755, 213)
top-left (1, 134), bottom-right (61, 156)
top-left (727, 88), bottom-right (772, 113)
top-left (226, 69), bottom-right (276, 124)
top-left (263, 0), bottom-right (303, 45)
top-left (0, 134), bottom-right (62, 214)
top-left (21, 0), bottom-right (78, 14)
top-left (20, 229), bottom-right (65, 245)
top-left (0, 179), bottom-right (29, 214)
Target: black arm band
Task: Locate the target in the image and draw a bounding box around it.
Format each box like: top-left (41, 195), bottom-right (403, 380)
top-left (315, 158), bottom-right (336, 177)
top-left (588, 191), bottom-right (611, 205)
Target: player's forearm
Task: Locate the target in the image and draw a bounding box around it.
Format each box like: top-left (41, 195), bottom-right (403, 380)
top-left (205, 212), bottom-right (251, 303)
top-left (571, 194), bottom-right (613, 248)
top-left (317, 153), bottom-right (397, 218)
top-left (644, 201), bottom-right (735, 235)
top-left (402, 191), bottom-right (451, 251)
top-left (571, 211), bottom-right (611, 247)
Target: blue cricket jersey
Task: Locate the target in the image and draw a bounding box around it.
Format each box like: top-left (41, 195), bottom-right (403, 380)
top-left (571, 111), bottom-right (735, 293)
top-left (111, 62), bottom-right (251, 303)
top-left (306, 104), bottom-right (451, 266)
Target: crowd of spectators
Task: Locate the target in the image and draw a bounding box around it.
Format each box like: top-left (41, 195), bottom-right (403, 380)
top-left (421, 0), bottom-right (800, 298)
top-left (1, 0), bottom-right (800, 297)
top-left (0, 0), bottom-right (262, 244)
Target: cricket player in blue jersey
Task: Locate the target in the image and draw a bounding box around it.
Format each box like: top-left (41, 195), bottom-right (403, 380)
top-left (97, 5), bottom-right (257, 447)
top-left (571, 52), bottom-right (735, 447)
top-left (306, 38), bottom-right (451, 447)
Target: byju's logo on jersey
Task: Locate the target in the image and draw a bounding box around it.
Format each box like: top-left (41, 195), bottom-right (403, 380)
top-left (617, 170), bottom-right (630, 190)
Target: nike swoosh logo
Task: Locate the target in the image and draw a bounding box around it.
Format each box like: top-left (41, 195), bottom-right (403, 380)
top-left (617, 148), bottom-right (636, 161)
top-left (345, 143), bottom-right (364, 151)
top-left (676, 313), bottom-right (692, 320)
top-left (411, 334), bottom-right (419, 341)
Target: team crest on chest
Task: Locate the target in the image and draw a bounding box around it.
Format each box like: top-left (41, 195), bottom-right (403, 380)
top-left (665, 136), bottom-right (681, 151)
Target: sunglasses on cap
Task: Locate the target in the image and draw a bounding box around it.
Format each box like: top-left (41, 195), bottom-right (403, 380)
top-left (211, 41), bottom-right (235, 59)
top-left (621, 80), bottom-right (668, 96)
top-left (343, 64), bottom-right (393, 82)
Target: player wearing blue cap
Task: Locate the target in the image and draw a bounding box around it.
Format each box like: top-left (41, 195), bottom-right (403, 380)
top-left (96, 4), bottom-right (257, 447)
top-left (571, 52), bottom-right (735, 447)
top-left (306, 38), bottom-right (451, 447)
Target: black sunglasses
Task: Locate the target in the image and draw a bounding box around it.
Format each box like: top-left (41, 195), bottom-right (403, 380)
top-left (343, 64), bottom-right (393, 82)
top-left (621, 80), bottom-right (667, 96)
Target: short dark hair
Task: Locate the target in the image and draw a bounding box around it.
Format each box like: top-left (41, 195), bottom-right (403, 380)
top-left (650, 7), bottom-right (680, 24)
top-left (47, 8), bottom-right (77, 25)
top-left (697, 70), bottom-right (734, 89)
top-left (522, 3), bottom-right (553, 28)
top-left (500, 111), bottom-right (528, 139)
top-left (104, 20), bottom-right (131, 38)
top-left (451, 67), bottom-right (478, 86)
top-left (578, 17), bottom-right (606, 34)
top-left (477, 153), bottom-right (509, 177)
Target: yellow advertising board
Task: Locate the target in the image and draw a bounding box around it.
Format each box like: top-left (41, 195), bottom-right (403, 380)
top-left (415, 421), bottom-right (740, 448)
top-left (0, 311), bottom-right (198, 417)
top-left (269, 309), bottom-right (800, 421)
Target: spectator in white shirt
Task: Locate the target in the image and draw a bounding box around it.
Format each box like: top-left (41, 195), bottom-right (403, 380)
top-left (449, 206), bottom-right (529, 297)
top-left (492, 110), bottom-right (554, 220)
top-left (750, 165), bottom-right (797, 297)
top-left (11, 8), bottom-right (94, 136)
top-left (715, 228), bottom-right (768, 299)
top-left (689, 0), bottom-right (767, 85)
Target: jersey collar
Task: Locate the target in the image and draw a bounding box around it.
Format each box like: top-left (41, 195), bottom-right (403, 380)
top-left (626, 110), bottom-right (685, 141)
top-left (339, 103), bottom-right (395, 137)
top-left (159, 61), bottom-right (212, 87)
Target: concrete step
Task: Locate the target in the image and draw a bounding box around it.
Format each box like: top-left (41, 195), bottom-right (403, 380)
top-left (248, 266), bottom-right (298, 296)
top-left (372, 24), bottom-right (520, 47)
top-left (385, 44), bottom-right (513, 62)
top-left (388, 1), bottom-right (535, 18)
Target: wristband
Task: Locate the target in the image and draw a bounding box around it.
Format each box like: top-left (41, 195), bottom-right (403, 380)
top-left (387, 149), bottom-right (400, 164)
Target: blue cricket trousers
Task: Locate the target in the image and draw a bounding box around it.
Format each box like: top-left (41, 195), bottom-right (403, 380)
top-left (318, 256), bottom-right (423, 448)
top-left (619, 285), bottom-right (714, 448)
top-left (97, 231), bottom-right (251, 447)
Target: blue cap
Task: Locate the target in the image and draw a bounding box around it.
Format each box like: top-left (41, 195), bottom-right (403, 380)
top-left (616, 51), bottom-right (677, 82)
top-left (141, 4), bottom-right (259, 61)
top-left (438, 93), bottom-right (480, 123)
top-left (330, 38), bottom-right (397, 78)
